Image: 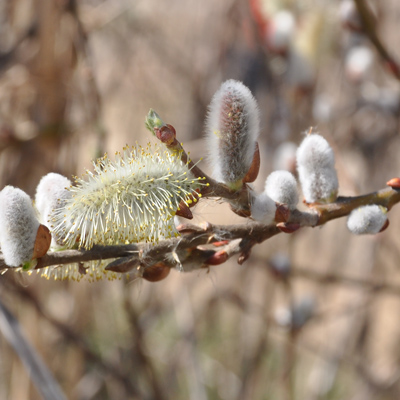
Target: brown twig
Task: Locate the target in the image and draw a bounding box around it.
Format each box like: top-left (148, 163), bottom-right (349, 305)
top-left (0, 187), bottom-right (399, 274)
top-left (353, 0), bottom-right (400, 81)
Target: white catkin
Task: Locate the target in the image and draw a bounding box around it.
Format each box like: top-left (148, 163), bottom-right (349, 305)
top-left (206, 79), bottom-right (260, 189)
top-left (267, 10), bottom-right (295, 52)
top-left (296, 133), bottom-right (338, 203)
top-left (250, 192), bottom-right (276, 224)
top-left (347, 205), bottom-right (387, 235)
top-left (264, 170), bottom-right (299, 210)
top-left (0, 186), bottom-right (40, 267)
top-left (52, 144), bottom-right (205, 250)
top-left (35, 173), bottom-right (72, 246)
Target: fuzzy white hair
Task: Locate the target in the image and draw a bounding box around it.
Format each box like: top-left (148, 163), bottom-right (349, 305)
top-left (296, 133), bottom-right (338, 203)
top-left (206, 80), bottom-right (260, 189)
top-left (347, 205), bottom-right (387, 235)
top-left (0, 186), bottom-right (40, 267)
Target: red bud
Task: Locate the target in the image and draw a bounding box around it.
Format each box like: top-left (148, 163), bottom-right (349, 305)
top-left (154, 125), bottom-right (176, 145)
top-left (32, 224), bottom-right (51, 259)
top-left (275, 204), bottom-right (290, 223)
top-left (277, 222), bottom-right (301, 233)
top-left (379, 219), bottom-right (390, 233)
top-left (243, 142), bottom-right (260, 183)
top-left (206, 250), bottom-right (229, 265)
top-left (142, 262), bottom-right (171, 282)
top-left (387, 177), bottom-right (400, 189)
top-left (175, 202), bottom-right (193, 219)
top-left (212, 240), bottom-right (230, 247)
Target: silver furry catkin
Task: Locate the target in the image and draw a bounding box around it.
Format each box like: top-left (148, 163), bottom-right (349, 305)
top-left (264, 170), bottom-right (299, 210)
top-left (0, 186), bottom-right (40, 267)
top-left (250, 192), bottom-right (276, 224)
top-left (296, 133), bottom-right (338, 203)
top-left (206, 80), bottom-right (260, 190)
top-left (35, 173), bottom-right (72, 247)
top-left (347, 205), bottom-right (387, 234)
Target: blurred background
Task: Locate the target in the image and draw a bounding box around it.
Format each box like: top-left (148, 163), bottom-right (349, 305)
top-left (1, 0), bottom-right (400, 399)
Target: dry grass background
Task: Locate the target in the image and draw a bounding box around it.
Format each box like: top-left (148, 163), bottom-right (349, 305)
top-left (1, 0), bottom-right (400, 399)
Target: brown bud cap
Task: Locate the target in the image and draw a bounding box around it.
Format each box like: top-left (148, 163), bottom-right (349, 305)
top-left (379, 219), bottom-right (390, 233)
top-left (142, 262), bottom-right (171, 282)
top-left (32, 224), bottom-right (51, 259)
top-left (277, 222), bottom-right (301, 233)
top-left (175, 201), bottom-right (193, 219)
top-left (206, 250), bottom-right (229, 265)
top-left (154, 125), bottom-right (176, 145)
top-left (243, 142), bottom-right (260, 183)
top-left (275, 204), bottom-right (290, 223)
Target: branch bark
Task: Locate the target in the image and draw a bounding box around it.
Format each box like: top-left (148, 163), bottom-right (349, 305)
top-left (0, 186), bottom-right (399, 274)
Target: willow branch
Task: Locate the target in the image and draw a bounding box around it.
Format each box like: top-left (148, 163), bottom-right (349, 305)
top-left (0, 186), bottom-right (399, 273)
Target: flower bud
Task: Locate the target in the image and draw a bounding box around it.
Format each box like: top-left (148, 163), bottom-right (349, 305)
top-left (345, 46), bottom-right (374, 83)
top-left (250, 192), bottom-right (276, 224)
top-left (347, 205), bottom-right (387, 235)
top-left (265, 170), bottom-right (299, 210)
top-left (35, 173), bottom-right (72, 246)
top-left (0, 186), bottom-right (40, 267)
top-left (265, 10), bottom-right (295, 54)
top-left (296, 133), bottom-right (338, 203)
top-left (206, 80), bottom-right (260, 190)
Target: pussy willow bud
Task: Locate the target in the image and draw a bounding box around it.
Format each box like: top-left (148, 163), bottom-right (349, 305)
top-left (0, 186), bottom-right (40, 268)
top-left (35, 173), bottom-right (72, 247)
top-left (266, 10), bottom-right (295, 54)
top-left (250, 192), bottom-right (276, 224)
top-left (265, 170), bottom-right (299, 210)
top-left (206, 79), bottom-right (260, 190)
top-left (296, 133), bottom-right (338, 203)
top-left (347, 205), bottom-right (388, 235)
top-left (345, 46), bottom-right (374, 83)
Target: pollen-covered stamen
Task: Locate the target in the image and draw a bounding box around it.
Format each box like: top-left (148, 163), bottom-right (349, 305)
top-left (52, 144), bottom-right (206, 249)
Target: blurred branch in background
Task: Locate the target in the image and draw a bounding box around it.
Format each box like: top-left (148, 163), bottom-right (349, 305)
top-left (0, 298), bottom-right (67, 400)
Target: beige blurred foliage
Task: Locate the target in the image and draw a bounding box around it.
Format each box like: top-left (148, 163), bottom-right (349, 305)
top-left (1, 0), bottom-right (400, 399)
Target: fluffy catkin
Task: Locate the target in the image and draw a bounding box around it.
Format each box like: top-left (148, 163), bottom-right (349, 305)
top-left (0, 186), bottom-right (40, 267)
top-left (52, 144), bottom-right (205, 249)
top-left (250, 192), bottom-right (276, 224)
top-left (296, 133), bottom-right (338, 203)
top-left (206, 80), bottom-right (260, 190)
top-left (347, 205), bottom-right (387, 234)
top-left (265, 170), bottom-right (299, 210)
top-left (35, 173), bottom-right (72, 246)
